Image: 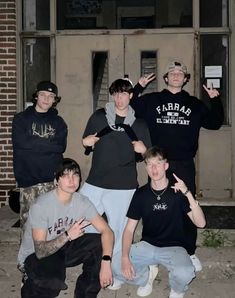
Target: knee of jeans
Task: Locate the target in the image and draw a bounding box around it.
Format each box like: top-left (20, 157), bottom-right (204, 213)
top-left (174, 265), bottom-right (195, 284)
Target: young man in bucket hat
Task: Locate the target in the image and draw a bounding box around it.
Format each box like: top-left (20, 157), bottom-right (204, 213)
top-left (12, 81), bottom-right (68, 228)
top-left (129, 60), bottom-right (223, 295)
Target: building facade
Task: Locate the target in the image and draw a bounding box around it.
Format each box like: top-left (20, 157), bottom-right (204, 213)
top-left (0, 0), bottom-right (16, 206)
top-left (0, 0), bottom-right (235, 206)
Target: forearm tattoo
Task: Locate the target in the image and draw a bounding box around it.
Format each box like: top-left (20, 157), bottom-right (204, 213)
top-left (34, 233), bottom-right (68, 259)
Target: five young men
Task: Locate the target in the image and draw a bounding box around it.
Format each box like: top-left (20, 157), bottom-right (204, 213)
top-left (14, 60), bottom-right (222, 296)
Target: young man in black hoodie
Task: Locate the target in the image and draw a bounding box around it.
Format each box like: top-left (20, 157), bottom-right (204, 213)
top-left (130, 61), bottom-right (223, 277)
top-left (80, 78), bottom-right (151, 258)
top-left (12, 81), bottom-right (68, 228)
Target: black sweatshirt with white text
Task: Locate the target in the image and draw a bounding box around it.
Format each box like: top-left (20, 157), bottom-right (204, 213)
top-left (12, 106), bottom-right (68, 187)
top-left (131, 84), bottom-right (224, 160)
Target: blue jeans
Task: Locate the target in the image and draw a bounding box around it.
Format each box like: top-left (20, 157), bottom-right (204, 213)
top-left (112, 241), bottom-right (195, 293)
top-left (80, 182), bottom-right (135, 254)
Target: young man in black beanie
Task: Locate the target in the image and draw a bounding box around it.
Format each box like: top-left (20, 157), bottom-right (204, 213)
top-left (12, 81), bottom-right (68, 228)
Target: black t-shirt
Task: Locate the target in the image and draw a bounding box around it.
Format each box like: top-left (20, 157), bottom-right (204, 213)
top-left (127, 183), bottom-right (191, 247)
top-left (83, 109), bottom-right (151, 189)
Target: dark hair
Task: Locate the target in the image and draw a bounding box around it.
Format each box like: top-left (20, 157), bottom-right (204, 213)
top-left (55, 158), bottom-right (82, 188)
top-left (31, 92), bottom-right (61, 107)
top-left (109, 79), bottom-right (134, 95)
top-left (143, 146), bottom-right (168, 162)
top-left (163, 73), bottom-right (191, 87)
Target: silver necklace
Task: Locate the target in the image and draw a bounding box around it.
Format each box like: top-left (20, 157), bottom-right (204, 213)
top-left (150, 181), bottom-right (169, 201)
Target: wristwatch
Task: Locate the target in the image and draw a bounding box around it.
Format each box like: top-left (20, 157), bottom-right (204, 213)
top-left (102, 255), bottom-right (112, 262)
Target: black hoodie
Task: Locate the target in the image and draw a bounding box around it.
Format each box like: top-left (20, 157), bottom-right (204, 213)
top-left (131, 84), bottom-right (224, 160)
top-left (12, 106), bottom-right (68, 187)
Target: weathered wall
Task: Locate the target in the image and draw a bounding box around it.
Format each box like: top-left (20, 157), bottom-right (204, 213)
top-left (0, 0), bottom-right (17, 206)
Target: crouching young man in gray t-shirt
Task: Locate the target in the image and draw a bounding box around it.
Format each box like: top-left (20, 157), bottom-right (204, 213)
top-left (18, 158), bottom-right (114, 298)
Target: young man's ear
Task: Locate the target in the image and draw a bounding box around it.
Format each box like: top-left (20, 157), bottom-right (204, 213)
top-left (129, 92), bottom-right (133, 99)
top-left (165, 162), bottom-right (169, 171)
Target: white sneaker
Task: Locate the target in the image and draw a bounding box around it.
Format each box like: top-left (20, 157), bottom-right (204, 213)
top-left (107, 278), bottom-right (123, 290)
top-left (169, 289), bottom-right (185, 298)
top-left (190, 254), bottom-right (202, 272)
top-left (137, 265), bottom-right (159, 297)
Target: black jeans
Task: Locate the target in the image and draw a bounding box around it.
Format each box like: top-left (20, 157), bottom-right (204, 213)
top-left (167, 159), bottom-right (197, 255)
top-left (21, 233), bottom-right (102, 298)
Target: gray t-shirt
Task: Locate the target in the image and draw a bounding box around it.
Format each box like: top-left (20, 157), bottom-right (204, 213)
top-left (18, 189), bottom-right (98, 265)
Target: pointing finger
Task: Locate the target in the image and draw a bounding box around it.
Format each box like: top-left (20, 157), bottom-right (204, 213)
top-left (173, 173), bottom-right (181, 182)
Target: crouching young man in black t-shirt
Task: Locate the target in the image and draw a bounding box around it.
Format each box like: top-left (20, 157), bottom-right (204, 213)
top-left (111, 146), bottom-right (206, 298)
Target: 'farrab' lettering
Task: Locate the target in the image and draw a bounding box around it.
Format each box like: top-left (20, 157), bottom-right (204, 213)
top-left (156, 103), bottom-right (191, 116)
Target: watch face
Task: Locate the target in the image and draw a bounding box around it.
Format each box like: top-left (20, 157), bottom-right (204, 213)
top-left (102, 255), bottom-right (111, 261)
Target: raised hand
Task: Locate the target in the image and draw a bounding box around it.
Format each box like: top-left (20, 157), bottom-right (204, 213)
top-left (171, 173), bottom-right (188, 194)
top-left (203, 83), bottom-right (220, 99)
top-left (139, 73), bottom-right (156, 88)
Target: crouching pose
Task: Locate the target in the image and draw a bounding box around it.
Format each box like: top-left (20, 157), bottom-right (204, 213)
top-left (18, 158), bottom-right (114, 298)
top-left (112, 146), bottom-right (206, 298)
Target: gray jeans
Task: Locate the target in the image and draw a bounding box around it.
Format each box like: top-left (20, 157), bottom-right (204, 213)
top-left (112, 241), bottom-right (195, 294)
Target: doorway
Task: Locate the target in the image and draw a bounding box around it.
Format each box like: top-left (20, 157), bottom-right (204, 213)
top-left (56, 32), bottom-right (194, 183)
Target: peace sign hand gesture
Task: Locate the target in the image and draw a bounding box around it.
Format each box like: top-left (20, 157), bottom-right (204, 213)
top-left (171, 173), bottom-right (188, 194)
top-left (203, 83), bottom-right (220, 99)
top-left (139, 73), bottom-right (156, 88)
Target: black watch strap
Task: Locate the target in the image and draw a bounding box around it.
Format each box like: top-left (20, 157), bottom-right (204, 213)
top-left (102, 255), bottom-right (112, 261)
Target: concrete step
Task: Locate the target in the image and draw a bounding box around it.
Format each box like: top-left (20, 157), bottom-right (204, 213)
top-left (0, 205), bottom-right (20, 244)
top-left (1, 205), bottom-right (235, 247)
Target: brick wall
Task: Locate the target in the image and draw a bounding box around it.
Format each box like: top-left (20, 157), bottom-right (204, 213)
top-left (0, 0), bottom-right (17, 207)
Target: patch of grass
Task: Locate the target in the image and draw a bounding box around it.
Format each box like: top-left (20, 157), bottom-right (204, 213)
top-left (202, 229), bottom-right (227, 247)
